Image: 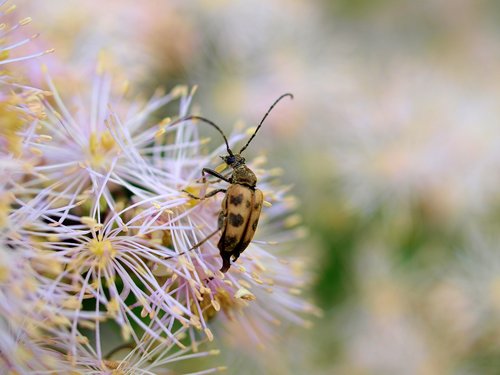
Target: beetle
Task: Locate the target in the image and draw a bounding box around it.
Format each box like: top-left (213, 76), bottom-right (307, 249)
top-left (168, 93), bottom-right (293, 272)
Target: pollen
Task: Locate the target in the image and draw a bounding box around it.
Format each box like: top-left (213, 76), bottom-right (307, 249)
top-left (155, 127), bottom-right (166, 138)
top-left (107, 298), bottom-right (120, 318)
top-left (211, 299), bottom-right (221, 311)
top-left (0, 193), bottom-right (12, 228)
top-left (245, 126), bottom-right (258, 135)
top-left (204, 327), bottom-right (214, 341)
top-left (121, 325), bottom-right (131, 342)
top-left (0, 102), bottom-right (25, 156)
top-left (102, 359), bottom-right (121, 370)
top-left (29, 147), bottom-right (43, 156)
top-left (170, 85), bottom-right (188, 98)
top-left (88, 238), bottom-right (116, 268)
top-left (234, 287), bottom-right (256, 301)
top-left (88, 130), bottom-right (117, 169)
top-left (19, 17), bottom-right (32, 26)
top-left (81, 216), bottom-right (98, 229)
top-left (152, 263), bottom-right (174, 277)
top-left (190, 315), bottom-right (202, 329)
top-left (62, 296), bottom-right (82, 310)
top-left (26, 93), bottom-right (47, 119)
top-left (4, 4), bottom-right (15, 14)
top-left (284, 214), bottom-right (302, 228)
top-left (238, 280), bottom-right (252, 289)
top-left (0, 262), bottom-right (9, 283)
top-left (79, 320), bottom-right (96, 330)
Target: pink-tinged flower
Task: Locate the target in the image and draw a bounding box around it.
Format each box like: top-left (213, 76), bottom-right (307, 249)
top-left (121, 115), bottom-right (319, 349)
top-left (12, 205), bottom-right (206, 355)
top-left (16, 0), bottom-right (196, 85)
top-left (329, 67), bottom-right (500, 225)
top-left (435, 231), bottom-right (500, 352)
top-left (0, 243), bottom-right (75, 373)
top-left (4, 151), bottom-right (220, 374)
top-left (0, 239), bottom-right (220, 374)
top-left (4, 156), bottom-right (222, 371)
top-left (58, 322), bottom-right (223, 374)
top-left (20, 66), bottom-right (189, 223)
top-left (6, 64), bottom-right (217, 361)
top-left (101, 328), bottom-right (223, 375)
top-left (0, 0), bottom-right (52, 68)
top-left (9, 55), bottom-right (315, 371)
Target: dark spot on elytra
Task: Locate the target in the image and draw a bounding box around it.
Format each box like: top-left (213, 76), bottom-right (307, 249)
top-left (252, 219), bottom-right (259, 231)
top-left (223, 235), bottom-right (238, 248)
top-left (254, 202), bottom-right (260, 209)
top-left (246, 200), bottom-right (251, 208)
top-left (228, 213), bottom-right (244, 227)
top-left (230, 194), bottom-right (244, 206)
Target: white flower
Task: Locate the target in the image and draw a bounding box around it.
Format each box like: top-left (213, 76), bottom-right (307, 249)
top-left (123, 116), bottom-right (319, 348)
top-left (5, 52), bottom-right (315, 371)
top-left (0, 243), bottom-right (76, 373)
top-left (0, 0), bottom-right (52, 68)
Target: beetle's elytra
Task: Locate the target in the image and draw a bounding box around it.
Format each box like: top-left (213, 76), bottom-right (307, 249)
top-left (217, 180), bottom-right (263, 272)
top-left (169, 93), bottom-right (293, 272)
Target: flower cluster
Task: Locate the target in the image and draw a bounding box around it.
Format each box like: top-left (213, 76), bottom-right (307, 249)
top-left (0, 2), bottom-right (315, 373)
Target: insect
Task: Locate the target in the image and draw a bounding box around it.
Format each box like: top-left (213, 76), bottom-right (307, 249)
top-left (169, 93), bottom-right (293, 272)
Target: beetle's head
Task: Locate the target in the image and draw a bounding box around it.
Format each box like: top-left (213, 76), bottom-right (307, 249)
top-left (221, 153), bottom-right (245, 168)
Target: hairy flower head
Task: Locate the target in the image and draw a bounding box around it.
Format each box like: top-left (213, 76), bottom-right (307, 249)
top-left (3, 47), bottom-right (315, 371)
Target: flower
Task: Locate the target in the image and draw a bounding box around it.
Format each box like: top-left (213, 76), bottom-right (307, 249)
top-left (21, 64), bottom-right (188, 222)
top-left (1, 56), bottom-right (226, 371)
top-left (16, 61), bottom-right (316, 357)
top-left (0, 0), bottom-right (53, 69)
top-left (122, 119), bottom-right (319, 350)
top-left (1, 10), bottom-right (316, 369)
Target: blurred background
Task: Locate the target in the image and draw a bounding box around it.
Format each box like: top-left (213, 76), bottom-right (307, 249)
top-left (17, 0), bottom-right (500, 373)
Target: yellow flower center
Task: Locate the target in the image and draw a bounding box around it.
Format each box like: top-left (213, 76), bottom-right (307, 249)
top-left (0, 49), bottom-right (9, 62)
top-left (88, 131), bottom-right (117, 169)
top-left (196, 287), bottom-right (251, 322)
top-left (88, 238), bottom-right (116, 268)
top-left (0, 102), bottom-right (24, 156)
top-left (0, 193), bottom-right (12, 229)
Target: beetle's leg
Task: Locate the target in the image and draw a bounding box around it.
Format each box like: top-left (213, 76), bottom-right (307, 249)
top-left (202, 168), bottom-right (232, 184)
top-left (206, 173), bottom-right (232, 185)
top-left (182, 188), bottom-right (226, 200)
top-left (220, 252), bottom-right (232, 273)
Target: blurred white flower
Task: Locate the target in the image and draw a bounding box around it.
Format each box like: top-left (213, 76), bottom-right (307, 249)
top-left (331, 65), bottom-right (500, 223)
top-left (0, 0), bottom-right (53, 76)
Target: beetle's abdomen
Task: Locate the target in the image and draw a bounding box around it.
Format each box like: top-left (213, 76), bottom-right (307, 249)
top-left (218, 184), bottom-right (263, 257)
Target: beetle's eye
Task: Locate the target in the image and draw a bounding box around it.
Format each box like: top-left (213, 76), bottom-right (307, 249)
top-left (226, 155), bottom-right (235, 164)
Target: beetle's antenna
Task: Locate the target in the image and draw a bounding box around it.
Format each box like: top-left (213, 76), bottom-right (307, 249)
top-left (239, 93), bottom-right (293, 154)
top-left (170, 115), bottom-right (233, 156)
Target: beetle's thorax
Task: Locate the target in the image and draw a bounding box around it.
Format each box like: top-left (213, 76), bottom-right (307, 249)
top-left (231, 164), bottom-right (257, 188)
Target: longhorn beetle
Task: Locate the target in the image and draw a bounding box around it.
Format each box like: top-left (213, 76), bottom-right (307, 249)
top-left (167, 93), bottom-right (293, 272)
